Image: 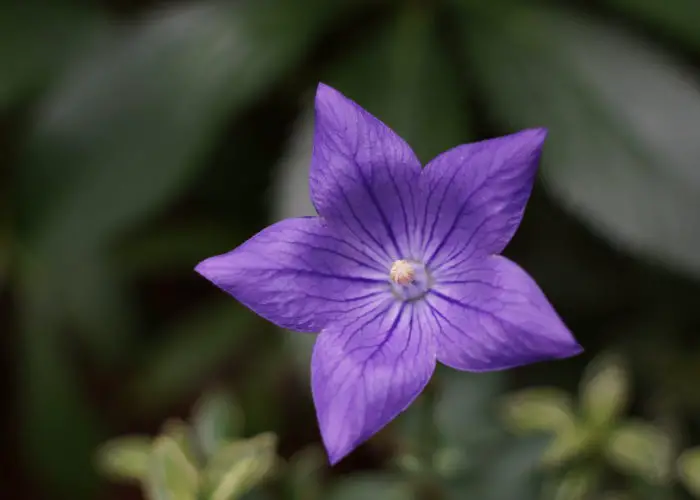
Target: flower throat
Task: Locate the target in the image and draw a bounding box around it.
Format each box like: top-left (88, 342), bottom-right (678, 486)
top-left (389, 259), bottom-right (431, 301)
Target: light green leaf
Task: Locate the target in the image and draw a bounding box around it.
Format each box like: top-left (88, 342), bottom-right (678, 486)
top-left (192, 389), bottom-right (243, 458)
top-left (205, 433), bottom-right (278, 500)
top-left (19, 0), bottom-right (360, 255)
top-left (459, 3), bottom-right (700, 276)
top-left (145, 436), bottom-right (199, 500)
top-left (605, 420), bottom-right (672, 484)
top-left (126, 302), bottom-right (257, 416)
top-left (500, 387), bottom-right (585, 466)
top-left (677, 447), bottom-right (700, 497)
top-left (548, 468), bottom-right (600, 500)
top-left (160, 419), bottom-right (198, 468)
top-left (602, 0), bottom-right (700, 50)
top-left (0, 2), bottom-right (105, 107)
top-left (326, 475), bottom-right (413, 500)
top-left (501, 387), bottom-right (576, 435)
top-left (580, 353), bottom-right (629, 427)
top-left (324, 3), bottom-right (471, 163)
top-left (431, 447), bottom-right (470, 480)
top-left (96, 435), bottom-right (151, 483)
top-left (541, 426), bottom-right (590, 467)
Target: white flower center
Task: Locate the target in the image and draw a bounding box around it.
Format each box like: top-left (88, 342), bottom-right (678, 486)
top-left (388, 259), bottom-right (431, 302)
top-left (390, 259), bottom-right (415, 285)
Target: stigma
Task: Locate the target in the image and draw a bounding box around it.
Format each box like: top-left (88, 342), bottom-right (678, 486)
top-left (390, 260), bottom-right (415, 285)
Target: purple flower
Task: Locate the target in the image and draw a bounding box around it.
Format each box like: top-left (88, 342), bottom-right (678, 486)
top-left (196, 83), bottom-right (582, 464)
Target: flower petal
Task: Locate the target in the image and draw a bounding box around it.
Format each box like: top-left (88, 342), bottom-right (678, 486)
top-left (195, 217), bottom-right (389, 332)
top-left (311, 300), bottom-right (436, 464)
top-left (419, 129), bottom-right (546, 268)
top-left (310, 83), bottom-right (423, 262)
top-left (427, 255), bottom-right (582, 371)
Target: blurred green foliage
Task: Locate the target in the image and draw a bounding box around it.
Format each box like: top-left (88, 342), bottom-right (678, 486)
top-left (5, 0), bottom-right (700, 499)
top-left (503, 353), bottom-right (674, 498)
top-left (97, 391), bottom-right (278, 500)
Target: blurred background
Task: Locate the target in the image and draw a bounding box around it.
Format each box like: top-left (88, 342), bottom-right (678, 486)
top-left (4, 0), bottom-right (700, 499)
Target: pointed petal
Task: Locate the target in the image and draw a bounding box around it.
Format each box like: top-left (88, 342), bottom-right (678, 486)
top-left (310, 83), bottom-right (423, 261)
top-left (419, 129), bottom-right (546, 268)
top-left (427, 255), bottom-right (582, 371)
top-left (195, 217), bottom-right (389, 332)
top-left (311, 300), bottom-right (435, 464)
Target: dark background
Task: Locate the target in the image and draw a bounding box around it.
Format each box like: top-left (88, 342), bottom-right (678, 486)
top-left (4, 0), bottom-right (700, 499)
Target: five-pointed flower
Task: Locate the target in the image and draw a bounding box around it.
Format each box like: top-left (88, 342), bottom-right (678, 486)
top-left (195, 83), bottom-right (583, 464)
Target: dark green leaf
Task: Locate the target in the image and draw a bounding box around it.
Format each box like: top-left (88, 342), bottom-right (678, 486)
top-left (60, 250), bottom-right (136, 363)
top-left (325, 3), bottom-right (470, 163)
top-left (0, 3), bottom-right (105, 107)
top-left (119, 223), bottom-right (237, 277)
top-left (458, 4), bottom-right (700, 276)
top-left (16, 257), bottom-right (105, 497)
top-left (126, 302), bottom-right (258, 416)
top-left (603, 0), bottom-right (700, 50)
top-left (238, 491), bottom-right (276, 500)
top-left (19, 0), bottom-right (359, 254)
top-left (599, 493), bottom-right (633, 500)
top-left (19, 334), bottom-right (105, 496)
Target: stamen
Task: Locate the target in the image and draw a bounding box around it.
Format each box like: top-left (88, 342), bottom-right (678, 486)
top-left (390, 260), bottom-right (415, 285)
